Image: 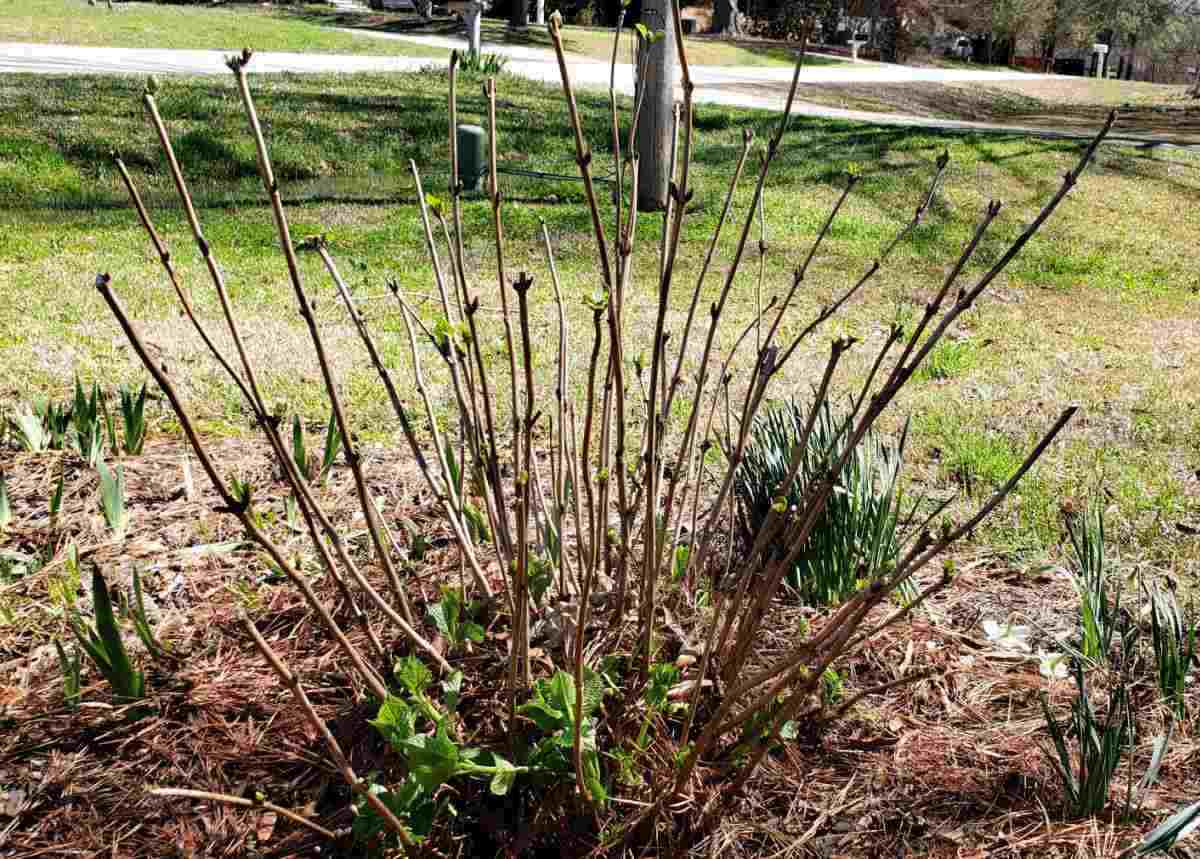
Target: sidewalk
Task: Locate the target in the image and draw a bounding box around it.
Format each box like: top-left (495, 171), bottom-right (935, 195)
top-left (1, 39), bottom-right (1188, 147)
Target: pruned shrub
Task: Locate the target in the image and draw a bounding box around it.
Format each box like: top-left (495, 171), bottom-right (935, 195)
top-left (97, 15), bottom-right (1113, 851)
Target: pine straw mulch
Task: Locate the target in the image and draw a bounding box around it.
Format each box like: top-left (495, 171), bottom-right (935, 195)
top-left (1, 435), bottom-right (1198, 859)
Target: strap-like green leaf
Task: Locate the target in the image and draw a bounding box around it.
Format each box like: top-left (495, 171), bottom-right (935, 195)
top-left (91, 567), bottom-right (142, 701)
top-left (1133, 799), bottom-right (1200, 855)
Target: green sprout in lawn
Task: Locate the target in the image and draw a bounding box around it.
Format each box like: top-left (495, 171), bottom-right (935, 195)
top-left (0, 470), bottom-right (11, 532)
top-left (118, 382), bottom-right (148, 455)
top-left (97, 459), bottom-right (128, 539)
top-left (69, 567), bottom-right (145, 704)
top-left (1039, 661), bottom-right (1130, 819)
top-left (73, 378), bottom-right (106, 468)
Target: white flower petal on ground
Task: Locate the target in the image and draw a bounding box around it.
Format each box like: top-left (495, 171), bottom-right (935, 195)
top-left (982, 618), bottom-right (1033, 653)
top-left (1038, 649), bottom-right (1069, 679)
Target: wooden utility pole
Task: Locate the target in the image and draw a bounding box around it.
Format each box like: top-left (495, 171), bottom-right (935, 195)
top-left (636, 0), bottom-right (677, 211)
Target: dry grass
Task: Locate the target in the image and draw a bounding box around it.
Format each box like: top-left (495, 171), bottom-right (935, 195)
top-left (774, 78), bottom-right (1200, 142)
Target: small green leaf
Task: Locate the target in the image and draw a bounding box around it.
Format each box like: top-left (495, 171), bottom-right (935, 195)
top-left (673, 545), bottom-right (689, 580)
top-left (394, 655), bottom-right (433, 698)
top-left (462, 621), bottom-right (485, 643)
top-left (353, 777), bottom-right (434, 845)
top-left (319, 409), bottom-right (341, 482)
top-left (403, 726), bottom-right (460, 791)
top-left (645, 663), bottom-right (679, 712)
top-left (371, 695), bottom-right (417, 747)
top-left (54, 639), bottom-right (81, 709)
top-left (0, 470), bottom-right (11, 531)
top-left (442, 671), bottom-right (463, 713)
top-left (547, 671), bottom-right (577, 724)
top-left (427, 599), bottom-right (452, 638)
top-left (97, 460), bottom-right (128, 539)
top-left (489, 756), bottom-right (518, 795)
top-left (517, 699), bottom-right (565, 733)
top-left (582, 667), bottom-right (606, 718)
top-left (582, 748), bottom-right (607, 806)
top-left (49, 468), bottom-right (64, 520)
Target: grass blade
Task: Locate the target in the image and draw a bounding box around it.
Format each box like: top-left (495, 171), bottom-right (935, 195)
top-left (54, 639), bottom-right (82, 710)
top-left (292, 413), bottom-right (310, 482)
top-left (89, 567), bottom-right (143, 702)
top-left (1132, 800), bottom-right (1200, 855)
top-left (320, 408), bottom-right (341, 482)
top-left (0, 470), bottom-right (11, 531)
top-left (97, 460), bottom-right (128, 539)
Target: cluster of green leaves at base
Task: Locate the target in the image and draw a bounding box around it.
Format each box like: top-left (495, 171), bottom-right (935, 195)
top-left (426, 586), bottom-right (485, 652)
top-left (7, 378), bottom-right (146, 460)
top-left (60, 566), bottom-right (170, 708)
top-left (519, 669), bottom-right (607, 804)
top-left (1062, 505), bottom-right (1195, 718)
top-left (357, 656), bottom-right (524, 852)
top-left (290, 410), bottom-right (340, 486)
top-left (456, 50), bottom-right (509, 77)
top-left (610, 661), bottom-right (679, 787)
top-left (1036, 504), bottom-right (1198, 847)
top-left (5, 379), bottom-right (149, 541)
top-left (1039, 661), bottom-right (1133, 819)
top-left (734, 398), bottom-right (908, 607)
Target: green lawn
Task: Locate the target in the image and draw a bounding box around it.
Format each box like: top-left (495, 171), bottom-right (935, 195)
top-left (468, 19), bottom-right (851, 67)
top-left (1, 68), bottom-right (1198, 564)
top-left (0, 0), bottom-right (447, 56)
top-left (0, 0), bottom-right (849, 68)
top-left (267, 6), bottom-right (853, 68)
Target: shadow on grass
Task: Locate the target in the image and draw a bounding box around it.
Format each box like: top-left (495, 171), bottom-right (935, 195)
top-left (787, 81), bottom-right (1200, 144)
top-left (0, 72), bottom-right (1186, 222)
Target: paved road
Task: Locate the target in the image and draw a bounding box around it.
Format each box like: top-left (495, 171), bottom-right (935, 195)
top-left (0, 38), bottom-right (1180, 146)
top-left (0, 42), bottom-right (433, 75)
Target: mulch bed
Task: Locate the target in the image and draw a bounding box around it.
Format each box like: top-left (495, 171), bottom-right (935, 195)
top-left (1, 436), bottom-right (1196, 858)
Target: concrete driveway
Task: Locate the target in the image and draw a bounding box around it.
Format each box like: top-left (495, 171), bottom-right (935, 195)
top-left (0, 37), bottom-right (1172, 146)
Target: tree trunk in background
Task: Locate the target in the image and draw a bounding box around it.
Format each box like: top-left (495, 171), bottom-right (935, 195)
top-left (510, 0), bottom-right (528, 29)
top-left (1042, 34), bottom-right (1057, 72)
top-left (713, 0), bottom-right (741, 35)
top-left (878, 0), bottom-right (898, 62)
top-left (636, 0), bottom-right (677, 211)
